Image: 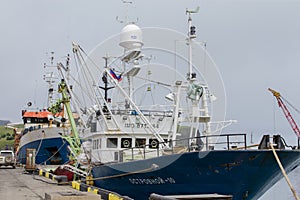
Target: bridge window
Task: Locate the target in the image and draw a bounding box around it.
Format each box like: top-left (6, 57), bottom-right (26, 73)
top-left (92, 139), bottom-right (101, 150)
top-left (107, 138), bottom-right (118, 148)
top-left (135, 138), bottom-right (146, 147)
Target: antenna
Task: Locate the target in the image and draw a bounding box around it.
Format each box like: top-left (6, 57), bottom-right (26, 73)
top-left (43, 71), bottom-right (57, 106)
top-left (45, 51), bottom-right (55, 65)
top-left (44, 51), bottom-right (57, 68)
top-left (186, 7), bottom-right (199, 81)
top-left (116, 0), bottom-right (138, 24)
top-left (186, 6), bottom-right (200, 14)
top-left (43, 52), bottom-right (71, 106)
top-left (186, 6), bottom-right (199, 39)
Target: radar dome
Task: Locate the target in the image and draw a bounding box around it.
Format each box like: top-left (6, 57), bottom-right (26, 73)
top-left (119, 24), bottom-right (143, 52)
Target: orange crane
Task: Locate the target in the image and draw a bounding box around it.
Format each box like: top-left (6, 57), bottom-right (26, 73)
top-left (268, 88), bottom-right (300, 138)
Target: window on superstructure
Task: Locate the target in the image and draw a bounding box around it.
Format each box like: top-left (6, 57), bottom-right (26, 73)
top-left (92, 139), bottom-right (101, 149)
top-left (135, 138), bottom-right (146, 147)
top-left (107, 138), bottom-right (118, 148)
top-left (26, 118), bottom-right (31, 123)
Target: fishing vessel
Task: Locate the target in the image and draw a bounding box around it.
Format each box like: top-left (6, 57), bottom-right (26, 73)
top-left (66, 7), bottom-right (300, 200)
top-left (17, 71), bottom-right (71, 165)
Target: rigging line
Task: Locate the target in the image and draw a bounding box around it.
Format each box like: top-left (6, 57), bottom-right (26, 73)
top-left (66, 72), bottom-right (95, 109)
top-left (57, 67), bottom-right (67, 82)
top-left (74, 50), bottom-right (94, 98)
top-left (69, 87), bottom-right (88, 129)
top-left (77, 48), bottom-right (95, 80)
top-left (77, 45), bottom-right (105, 70)
top-left (72, 51), bottom-right (88, 108)
top-left (57, 63), bottom-right (88, 129)
top-left (35, 131), bottom-right (45, 157)
top-left (72, 52), bottom-right (119, 129)
top-left (74, 51), bottom-right (94, 105)
top-left (76, 48), bottom-right (103, 103)
top-left (92, 83), bottom-right (119, 130)
top-left (135, 76), bottom-right (172, 87)
top-left (57, 70), bottom-right (78, 121)
top-left (281, 96), bottom-right (300, 115)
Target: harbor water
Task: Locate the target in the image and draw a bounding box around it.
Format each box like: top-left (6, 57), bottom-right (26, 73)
top-left (260, 166), bottom-right (300, 200)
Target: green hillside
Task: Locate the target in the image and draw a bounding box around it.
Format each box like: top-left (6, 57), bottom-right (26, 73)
top-left (0, 125), bottom-right (23, 150)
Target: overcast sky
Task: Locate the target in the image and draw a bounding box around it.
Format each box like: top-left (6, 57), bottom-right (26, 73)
top-left (1, 0), bottom-right (300, 199)
top-left (1, 0), bottom-right (300, 135)
top-left (2, 0), bottom-right (300, 137)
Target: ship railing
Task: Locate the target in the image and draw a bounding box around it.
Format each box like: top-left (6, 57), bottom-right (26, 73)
top-left (22, 125), bottom-right (43, 136)
top-left (119, 133), bottom-right (247, 163)
top-left (109, 109), bottom-right (173, 117)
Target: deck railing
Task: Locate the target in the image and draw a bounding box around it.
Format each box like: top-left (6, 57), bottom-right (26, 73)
top-left (119, 133), bottom-right (247, 162)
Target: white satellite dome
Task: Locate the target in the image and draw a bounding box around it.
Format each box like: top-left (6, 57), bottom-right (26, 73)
top-left (119, 23), bottom-right (143, 52)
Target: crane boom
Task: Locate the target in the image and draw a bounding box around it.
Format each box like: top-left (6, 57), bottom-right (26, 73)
top-left (48, 79), bottom-right (82, 160)
top-left (268, 88), bottom-right (300, 138)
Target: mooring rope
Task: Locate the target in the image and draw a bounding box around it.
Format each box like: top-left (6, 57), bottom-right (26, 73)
top-left (85, 164), bottom-right (158, 181)
top-left (270, 143), bottom-right (300, 200)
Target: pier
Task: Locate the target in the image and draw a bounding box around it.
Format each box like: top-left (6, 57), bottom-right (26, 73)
top-left (0, 166), bottom-right (234, 200)
top-left (0, 166), bottom-right (100, 200)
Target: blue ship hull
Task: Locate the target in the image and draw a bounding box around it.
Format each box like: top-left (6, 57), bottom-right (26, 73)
top-left (17, 137), bottom-right (69, 165)
top-left (91, 150), bottom-right (300, 199)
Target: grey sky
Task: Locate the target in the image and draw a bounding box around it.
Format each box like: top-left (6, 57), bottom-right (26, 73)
top-left (2, 0), bottom-right (300, 135)
top-left (1, 0), bottom-right (300, 134)
top-left (1, 0), bottom-right (300, 199)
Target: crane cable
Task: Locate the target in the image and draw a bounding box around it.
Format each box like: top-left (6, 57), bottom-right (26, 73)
top-left (281, 96), bottom-right (300, 116)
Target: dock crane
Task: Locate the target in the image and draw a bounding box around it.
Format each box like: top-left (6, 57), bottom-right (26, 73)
top-left (268, 88), bottom-right (300, 138)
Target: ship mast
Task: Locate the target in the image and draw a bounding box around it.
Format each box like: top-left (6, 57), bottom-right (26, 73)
top-left (43, 52), bottom-right (58, 107)
top-left (99, 56), bottom-right (115, 102)
top-left (186, 7), bottom-right (199, 81)
top-left (185, 7), bottom-right (212, 149)
top-left (43, 72), bottom-right (56, 107)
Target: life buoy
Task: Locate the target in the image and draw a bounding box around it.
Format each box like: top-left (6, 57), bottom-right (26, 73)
top-left (122, 139), bottom-right (131, 148)
top-left (150, 139), bottom-right (158, 148)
